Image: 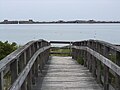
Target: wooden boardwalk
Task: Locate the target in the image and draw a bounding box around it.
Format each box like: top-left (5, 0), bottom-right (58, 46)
top-left (32, 56), bottom-right (103, 90)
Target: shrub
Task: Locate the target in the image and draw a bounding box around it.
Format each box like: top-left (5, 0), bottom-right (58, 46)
top-left (77, 56), bottom-right (84, 65)
top-left (0, 41), bottom-right (18, 60)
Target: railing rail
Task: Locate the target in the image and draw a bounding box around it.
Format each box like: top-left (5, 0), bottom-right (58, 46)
top-left (72, 40), bottom-right (120, 90)
top-left (50, 41), bottom-right (72, 56)
top-left (0, 39), bottom-right (50, 90)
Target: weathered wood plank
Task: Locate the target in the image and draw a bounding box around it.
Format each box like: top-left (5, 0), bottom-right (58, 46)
top-left (50, 41), bottom-right (73, 44)
top-left (50, 52), bottom-right (70, 54)
top-left (32, 56), bottom-right (103, 90)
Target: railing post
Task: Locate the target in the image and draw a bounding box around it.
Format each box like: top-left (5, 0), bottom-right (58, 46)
top-left (96, 59), bottom-right (101, 83)
top-left (35, 57), bottom-right (39, 78)
top-left (21, 51), bottom-right (27, 90)
top-left (96, 42), bottom-right (102, 84)
top-left (87, 41), bottom-right (92, 71)
top-left (89, 54), bottom-right (92, 72)
top-left (91, 41), bottom-right (96, 77)
top-left (27, 70), bottom-right (32, 90)
top-left (21, 80), bottom-right (27, 90)
top-left (18, 54), bottom-right (24, 73)
top-left (86, 52), bottom-right (89, 69)
top-left (38, 54), bottom-right (42, 72)
top-left (115, 51), bottom-right (120, 90)
top-left (32, 64), bottom-right (36, 85)
top-left (84, 51), bottom-right (87, 67)
top-left (104, 65), bottom-right (109, 90)
top-left (103, 46), bottom-right (109, 90)
top-left (26, 46), bottom-right (32, 90)
top-left (92, 57), bottom-right (96, 77)
top-left (10, 59), bottom-right (18, 84)
top-left (0, 72), bottom-right (3, 90)
top-left (72, 43), bottom-right (75, 59)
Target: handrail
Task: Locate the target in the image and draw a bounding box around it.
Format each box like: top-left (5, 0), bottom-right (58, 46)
top-left (9, 46), bottom-right (50, 90)
top-left (74, 39), bottom-right (120, 52)
top-left (0, 39), bottom-right (50, 90)
top-left (0, 39), bottom-right (43, 72)
top-left (73, 46), bottom-right (120, 76)
top-left (72, 40), bottom-right (120, 90)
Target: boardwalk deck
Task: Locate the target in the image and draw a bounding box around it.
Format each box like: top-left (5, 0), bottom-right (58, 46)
top-left (32, 56), bottom-right (103, 90)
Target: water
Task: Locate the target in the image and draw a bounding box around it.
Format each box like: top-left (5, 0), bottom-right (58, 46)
top-left (0, 24), bottom-right (120, 45)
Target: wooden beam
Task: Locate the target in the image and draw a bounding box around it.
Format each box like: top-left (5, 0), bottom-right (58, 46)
top-left (50, 52), bottom-right (70, 54)
top-left (50, 41), bottom-right (73, 44)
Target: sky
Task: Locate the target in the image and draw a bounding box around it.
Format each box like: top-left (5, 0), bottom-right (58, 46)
top-left (0, 0), bottom-right (120, 21)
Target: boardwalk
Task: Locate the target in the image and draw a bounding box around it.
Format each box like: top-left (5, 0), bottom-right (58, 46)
top-left (1, 40), bottom-right (120, 90)
top-left (32, 56), bottom-right (103, 90)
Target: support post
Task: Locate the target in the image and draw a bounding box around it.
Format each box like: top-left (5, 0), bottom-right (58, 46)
top-left (115, 51), bottom-right (120, 90)
top-left (27, 70), bottom-right (32, 90)
top-left (104, 65), bottom-right (109, 90)
top-left (10, 59), bottom-right (18, 84)
top-left (92, 57), bottom-right (96, 77)
top-left (0, 72), bottom-right (3, 90)
top-left (96, 60), bottom-right (101, 84)
top-left (103, 46), bottom-right (109, 90)
top-left (35, 57), bottom-right (39, 78)
top-left (21, 51), bottom-right (27, 90)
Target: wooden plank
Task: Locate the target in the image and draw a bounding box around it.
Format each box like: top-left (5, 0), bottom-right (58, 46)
top-left (73, 46), bottom-right (120, 76)
top-left (50, 52), bottom-right (70, 54)
top-left (9, 46), bottom-right (50, 90)
top-left (32, 56), bottom-right (103, 90)
top-left (50, 41), bottom-right (73, 44)
top-left (51, 47), bottom-right (71, 49)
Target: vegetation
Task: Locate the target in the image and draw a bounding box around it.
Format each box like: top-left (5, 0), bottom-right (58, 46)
top-left (109, 71), bottom-right (115, 88)
top-left (0, 41), bottom-right (18, 60)
top-left (51, 47), bottom-right (71, 56)
top-left (108, 53), bottom-right (116, 63)
top-left (0, 41), bottom-right (18, 90)
top-left (77, 56), bottom-right (84, 65)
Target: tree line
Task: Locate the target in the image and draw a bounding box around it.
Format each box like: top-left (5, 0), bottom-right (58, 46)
top-left (0, 19), bottom-right (120, 24)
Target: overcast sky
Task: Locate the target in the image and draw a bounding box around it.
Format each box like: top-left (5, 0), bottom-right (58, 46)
top-left (0, 0), bottom-right (120, 21)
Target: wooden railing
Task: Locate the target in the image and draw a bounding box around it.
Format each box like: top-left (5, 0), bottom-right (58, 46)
top-left (1, 39), bottom-right (120, 90)
top-left (72, 40), bottom-right (120, 90)
top-left (50, 41), bottom-right (73, 56)
top-left (0, 39), bottom-right (50, 90)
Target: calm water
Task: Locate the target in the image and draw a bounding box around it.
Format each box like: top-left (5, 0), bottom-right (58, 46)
top-left (0, 24), bottom-right (120, 45)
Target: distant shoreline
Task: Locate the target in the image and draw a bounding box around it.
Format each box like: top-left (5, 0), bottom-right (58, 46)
top-left (0, 19), bottom-right (120, 24)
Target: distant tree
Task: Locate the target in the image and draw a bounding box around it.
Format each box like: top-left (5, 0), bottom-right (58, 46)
top-left (0, 41), bottom-right (18, 60)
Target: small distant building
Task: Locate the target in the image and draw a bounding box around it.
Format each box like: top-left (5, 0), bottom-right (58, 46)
top-left (4, 20), bottom-right (8, 22)
top-left (88, 20), bottom-right (96, 23)
top-left (29, 19), bottom-right (34, 23)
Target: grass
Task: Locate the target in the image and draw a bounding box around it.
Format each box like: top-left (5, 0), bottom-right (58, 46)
top-left (77, 56), bottom-right (84, 65)
top-left (108, 53), bottom-right (116, 63)
top-left (4, 71), bottom-right (11, 90)
top-left (50, 47), bottom-right (71, 56)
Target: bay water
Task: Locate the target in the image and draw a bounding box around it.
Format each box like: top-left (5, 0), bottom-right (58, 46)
top-left (0, 24), bottom-right (120, 45)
